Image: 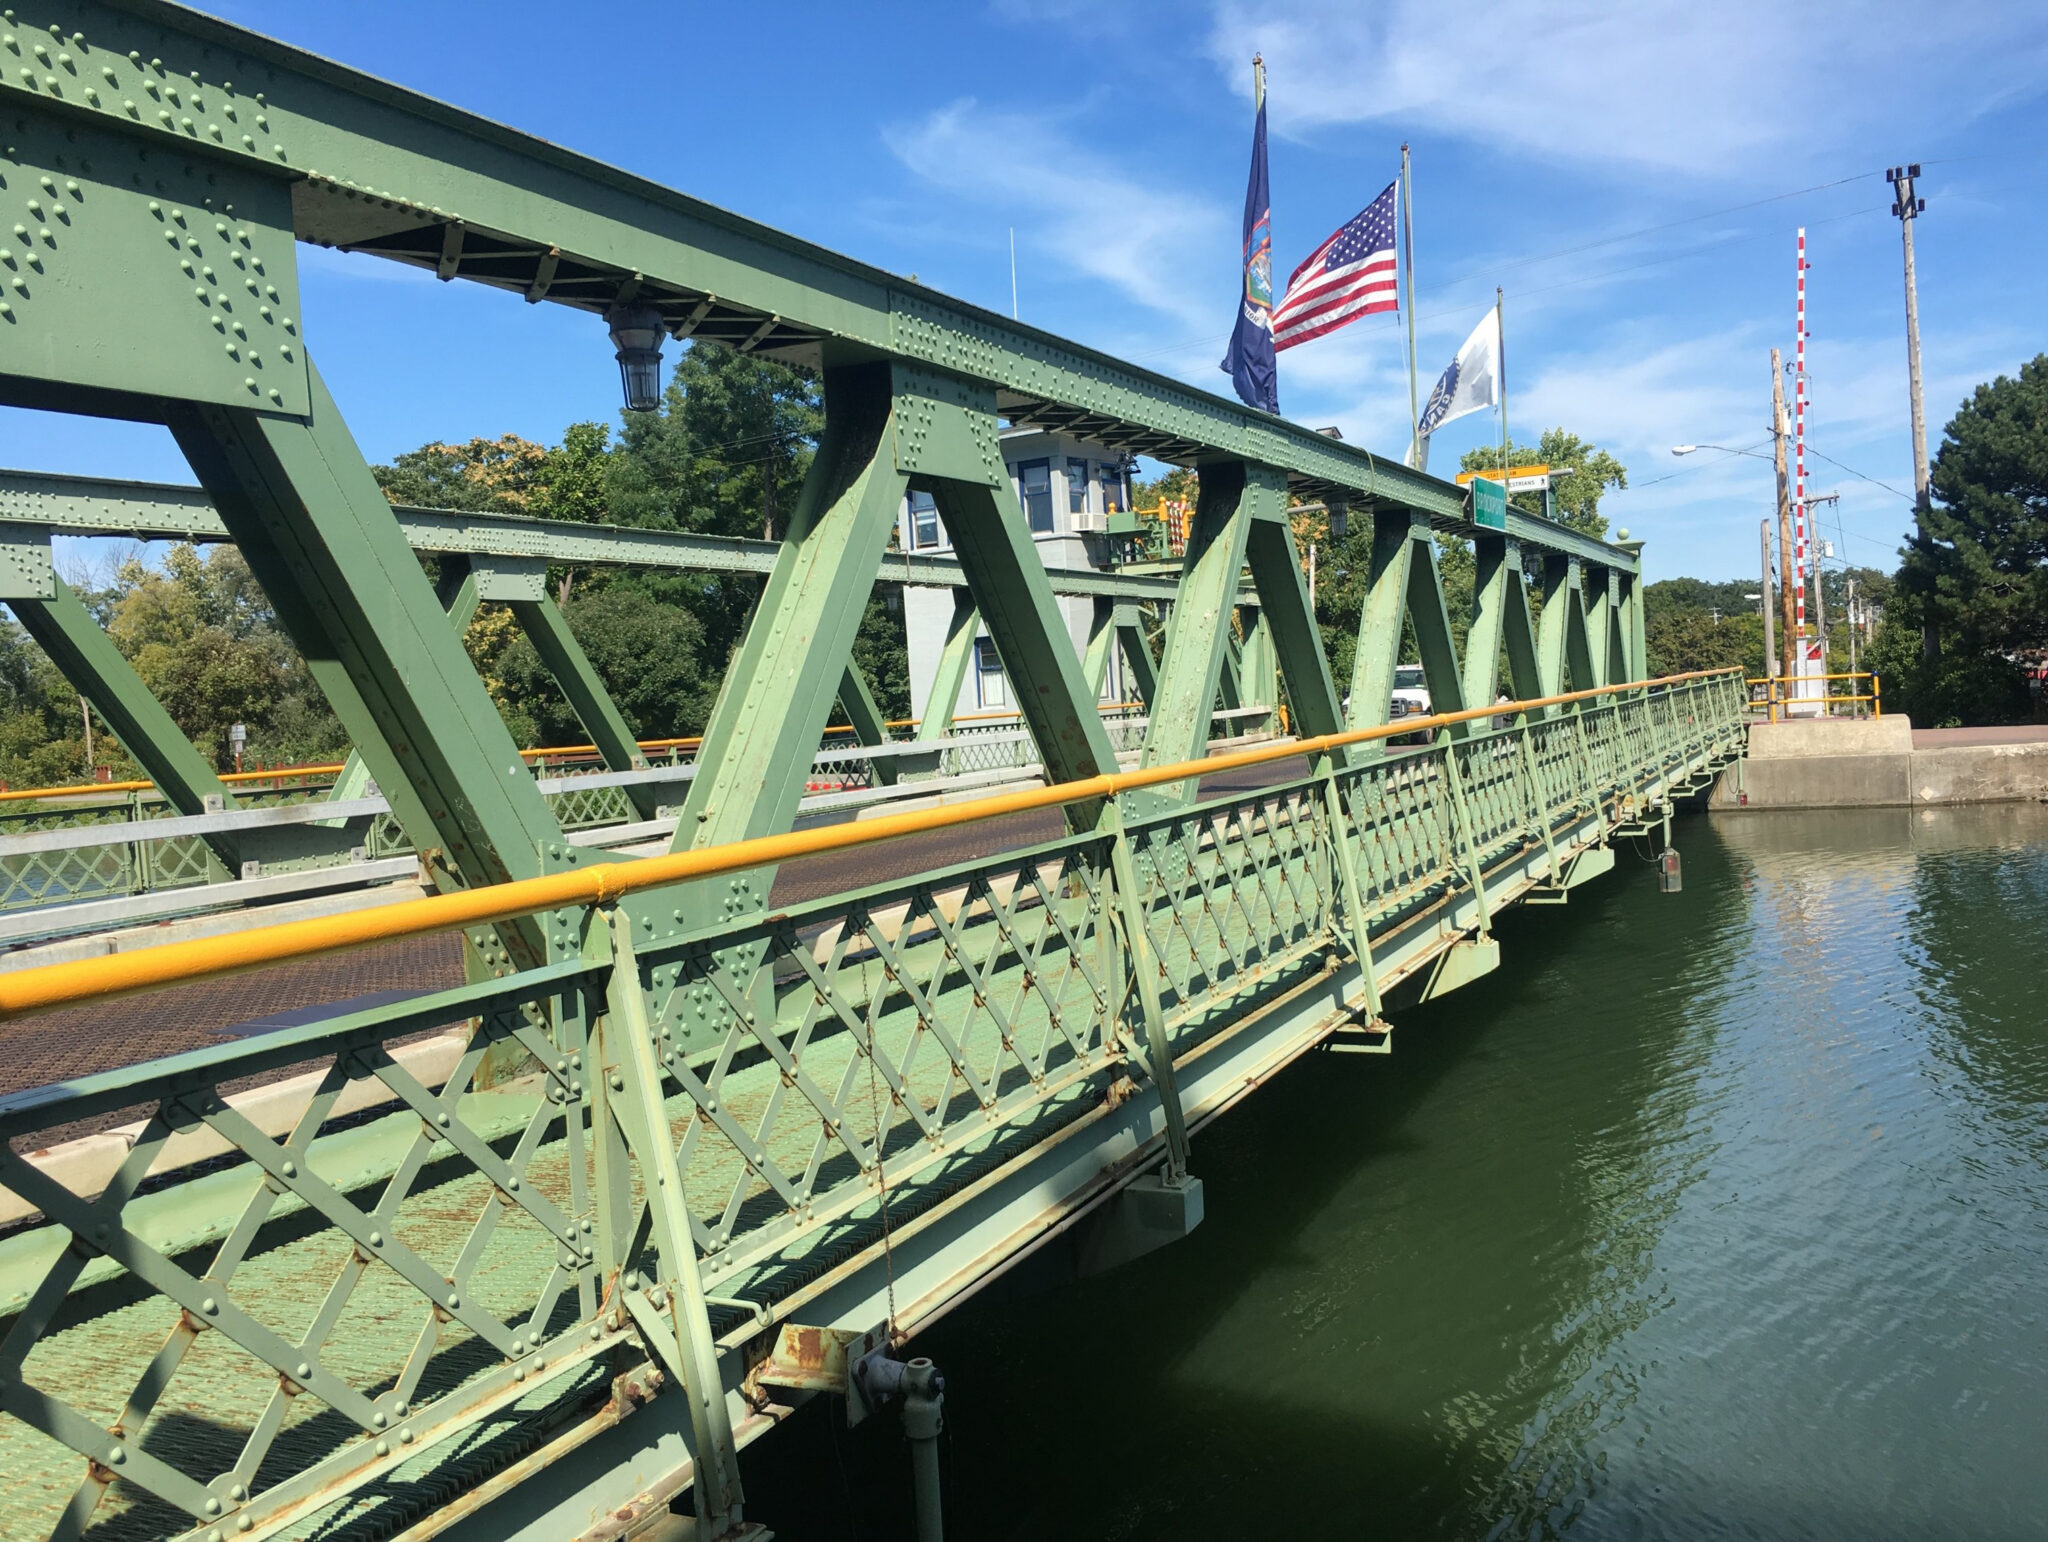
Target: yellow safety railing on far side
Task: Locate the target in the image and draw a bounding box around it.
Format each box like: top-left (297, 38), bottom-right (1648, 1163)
top-left (0, 668), bottom-right (1743, 1020)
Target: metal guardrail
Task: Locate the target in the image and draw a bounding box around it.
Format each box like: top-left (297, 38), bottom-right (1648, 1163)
top-left (0, 707), bottom-right (1182, 928)
top-left (0, 670), bottom-right (1744, 1542)
top-left (1745, 671), bottom-right (1882, 723)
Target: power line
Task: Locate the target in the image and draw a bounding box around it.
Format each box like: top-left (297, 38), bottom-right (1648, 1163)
top-left (1802, 445), bottom-right (1914, 501)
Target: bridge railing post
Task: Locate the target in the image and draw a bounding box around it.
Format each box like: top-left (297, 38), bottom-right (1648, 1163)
top-left (1319, 763), bottom-right (1384, 1021)
top-left (595, 911), bottom-right (749, 1536)
top-left (1436, 730), bottom-right (1493, 940)
top-left (1515, 714), bottom-right (1562, 885)
top-left (1101, 809), bottom-right (1193, 1184)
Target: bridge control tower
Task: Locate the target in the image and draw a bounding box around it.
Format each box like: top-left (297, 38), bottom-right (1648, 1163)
top-left (901, 427), bottom-right (1138, 718)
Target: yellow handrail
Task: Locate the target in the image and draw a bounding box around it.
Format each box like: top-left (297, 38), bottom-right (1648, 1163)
top-left (1744, 671), bottom-right (1882, 724)
top-left (0, 703), bottom-right (1157, 804)
top-left (0, 668), bottom-right (1741, 1020)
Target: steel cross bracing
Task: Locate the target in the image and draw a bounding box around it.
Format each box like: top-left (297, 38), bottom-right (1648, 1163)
top-left (0, 4), bottom-right (1688, 1537)
top-left (0, 675), bottom-right (1746, 1542)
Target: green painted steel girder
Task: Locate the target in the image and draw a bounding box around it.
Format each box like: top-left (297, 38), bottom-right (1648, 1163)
top-left (167, 367), bottom-right (571, 930)
top-left (914, 590), bottom-right (980, 743)
top-left (0, 470), bottom-right (1202, 602)
top-left (1133, 462), bottom-right (1279, 809)
top-left (669, 360), bottom-right (906, 892)
top-left (9, 575), bottom-right (243, 866)
top-left (0, 2), bottom-right (1635, 568)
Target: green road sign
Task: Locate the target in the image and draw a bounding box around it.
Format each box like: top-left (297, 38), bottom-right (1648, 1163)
top-left (1472, 476), bottom-right (1508, 531)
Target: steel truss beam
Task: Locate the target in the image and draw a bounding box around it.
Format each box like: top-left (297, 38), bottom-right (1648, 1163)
top-left (0, 468), bottom-right (1208, 601)
top-left (0, 1), bottom-right (1633, 568)
top-left (167, 369), bottom-right (570, 935)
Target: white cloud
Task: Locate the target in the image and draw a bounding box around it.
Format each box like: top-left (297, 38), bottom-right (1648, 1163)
top-left (884, 99), bottom-right (1228, 329)
top-left (1203, 1), bottom-right (2048, 175)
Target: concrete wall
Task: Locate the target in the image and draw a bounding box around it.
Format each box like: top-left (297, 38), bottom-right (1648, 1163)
top-left (1713, 717), bottom-right (2048, 809)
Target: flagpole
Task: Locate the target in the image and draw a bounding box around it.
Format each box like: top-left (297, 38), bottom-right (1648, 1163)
top-left (1401, 143), bottom-right (1420, 468)
top-left (1496, 286), bottom-right (1508, 488)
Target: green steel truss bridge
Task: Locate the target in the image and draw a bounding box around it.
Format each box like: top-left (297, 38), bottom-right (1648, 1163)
top-left (0, 5), bottom-right (1748, 1538)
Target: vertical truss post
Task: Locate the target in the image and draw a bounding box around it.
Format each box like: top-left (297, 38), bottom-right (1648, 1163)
top-left (914, 591), bottom-right (979, 744)
top-left (1347, 506), bottom-right (1419, 746)
top-left (1461, 534), bottom-right (1519, 710)
top-left (597, 914), bottom-right (746, 1534)
top-left (1581, 564), bottom-right (1614, 690)
top-left (325, 557), bottom-right (484, 812)
top-left (1217, 623), bottom-right (1245, 713)
top-left (1536, 554), bottom-right (1573, 701)
top-left (1082, 596), bottom-right (1118, 699)
top-left (921, 388), bottom-right (1119, 822)
top-left (1244, 514), bottom-right (1381, 1017)
top-left (1545, 555), bottom-right (1598, 697)
top-left (834, 660), bottom-right (899, 786)
top-left (1239, 604), bottom-right (1278, 732)
top-left (1406, 526), bottom-right (1469, 733)
top-left (4, 570), bottom-right (243, 867)
top-left (168, 365), bottom-right (568, 922)
top-left (1115, 606), bottom-right (1159, 709)
top-left (1131, 461), bottom-right (1278, 812)
top-left (1604, 567), bottom-right (1633, 686)
top-left (1500, 549), bottom-right (1544, 702)
top-left (668, 359), bottom-right (906, 925)
top-left (506, 584), bottom-right (660, 819)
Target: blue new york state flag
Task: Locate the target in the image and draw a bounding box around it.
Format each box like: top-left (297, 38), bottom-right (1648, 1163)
top-left (1221, 83), bottom-right (1278, 414)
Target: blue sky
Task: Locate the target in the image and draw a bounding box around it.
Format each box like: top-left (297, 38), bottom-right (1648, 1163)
top-left (10, 0), bottom-right (2048, 584)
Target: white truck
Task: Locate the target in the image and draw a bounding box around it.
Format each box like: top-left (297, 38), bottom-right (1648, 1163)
top-left (1389, 663), bottom-right (1432, 722)
top-left (1340, 665), bottom-right (1434, 740)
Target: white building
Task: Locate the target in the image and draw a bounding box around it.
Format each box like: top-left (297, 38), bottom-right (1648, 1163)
top-left (899, 427), bottom-right (1136, 722)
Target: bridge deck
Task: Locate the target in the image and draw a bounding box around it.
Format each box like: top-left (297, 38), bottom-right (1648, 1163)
top-left (0, 688), bottom-right (1742, 1542)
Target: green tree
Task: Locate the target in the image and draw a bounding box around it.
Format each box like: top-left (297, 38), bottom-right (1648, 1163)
top-left (496, 586), bottom-right (711, 746)
top-left (1459, 428), bottom-right (1627, 538)
top-left (605, 342), bottom-right (825, 675)
top-left (1881, 356), bottom-right (2046, 724)
top-left (372, 433), bottom-right (552, 513)
top-left (533, 421), bottom-right (612, 603)
top-left (104, 545), bottom-right (345, 768)
top-left (1896, 356), bottom-right (2047, 654)
top-left (0, 617), bottom-right (96, 786)
top-left (1646, 606), bottom-right (1765, 677)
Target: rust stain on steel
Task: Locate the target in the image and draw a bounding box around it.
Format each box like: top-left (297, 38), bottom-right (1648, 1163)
top-left (748, 1321), bottom-right (887, 1397)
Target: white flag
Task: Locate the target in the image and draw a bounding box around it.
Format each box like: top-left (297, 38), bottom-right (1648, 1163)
top-left (1416, 309), bottom-right (1501, 440)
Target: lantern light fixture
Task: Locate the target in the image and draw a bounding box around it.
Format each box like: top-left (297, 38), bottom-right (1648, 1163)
top-left (606, 303), bottom-right (668, 413)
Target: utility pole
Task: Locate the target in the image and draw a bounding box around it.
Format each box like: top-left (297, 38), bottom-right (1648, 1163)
top-left (1759, 519), bottom-right (1777, 705)
top-left (1887, 163), bottom-right (1936, 661)
top-left (1770, 348), bottom-right (1795, 682)
top-left (1888, 165), bottom-right (1931, 506)
top-left (1847, 572), bottom-right (1860, 695)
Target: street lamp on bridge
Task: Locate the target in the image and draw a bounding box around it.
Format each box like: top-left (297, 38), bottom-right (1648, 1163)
top-left (606, 303), bottom-right (669, 413)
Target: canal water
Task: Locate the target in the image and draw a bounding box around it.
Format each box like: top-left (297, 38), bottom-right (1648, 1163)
top-left (745, 805), bottom-right (2048, 1540)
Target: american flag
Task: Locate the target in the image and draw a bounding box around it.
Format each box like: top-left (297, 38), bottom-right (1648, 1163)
top-left (1272, 181), bottom-right (1399, 351)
